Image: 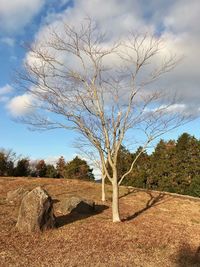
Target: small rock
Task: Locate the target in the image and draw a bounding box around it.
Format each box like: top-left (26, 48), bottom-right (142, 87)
top-left (58, 196), bottom-right (95, 215)
top-left (16, 187), bottom-right (55, 232)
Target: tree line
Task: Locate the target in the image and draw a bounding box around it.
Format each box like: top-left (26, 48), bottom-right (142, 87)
top-left (0, 152), bottom-right (94, 181)
top-left (117, 133), bottom-right (200, 198)
top-left (1, 132), bottom-right (199, 197)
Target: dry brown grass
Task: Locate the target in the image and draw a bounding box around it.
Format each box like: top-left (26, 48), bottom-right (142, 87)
top-left (0, 177), bottom-right (200, 267)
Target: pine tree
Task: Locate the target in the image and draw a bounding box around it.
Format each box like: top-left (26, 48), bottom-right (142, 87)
top-left (0, 152), bottom-right (7, 176)
top-left (56, 156), bottom-right (66, 178)
top-left (117, 146), bottom-right (133, 183)
top-left (45, 164), bottom-right (57, 178)
top-left (36, 160), bottom-right (47, 177)
top-left (174, 133), bottom-right (200, 195)
top-left (14, 158), bottom-right (30, 177)
top-left (148, 139), bottom-right (176, 192)
top-left (0, 150), bottom-right (15, 176)
top-left (122, 146), bottom-right (150, 188)
top-left (64, 156), bottom-right (94, 181)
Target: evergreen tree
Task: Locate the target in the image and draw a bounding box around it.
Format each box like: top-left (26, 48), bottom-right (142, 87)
top-left (56, 156), bottom-right (66, 178)
top-left (117, 146), bottom-right (133, 182)
top-left (174, 133), bottom-right (200, 195)
top-left (14, 158), bottom-right (30, 177)
top-left (45, 164), bottom-right (57, 178)
top-left (0, 152), bottom-right (7, 176)
top-left (109, 145), bottom-right (151, 188)
top-left (6, 160), bottom-right (14, 176)
top-left (148, 139), bottom-right (176, 192)
top-left (36, 160), bottom-right (47, 177)
top-left (141, 134), bottom-right (200, 197)
top-left (64, 156), bottom-right (94, 181)
top-left (187, 175), bottom-right (200, 197)
top-left (0, 150), bottom-right (15, 176)
top-left (106, 145), bottom-right (133, 184)
top-left (121, 147), bottom-right (150, 188)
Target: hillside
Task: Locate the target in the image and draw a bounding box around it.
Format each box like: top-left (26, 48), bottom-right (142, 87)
top-left (0, 177), bottom-right (200, 267)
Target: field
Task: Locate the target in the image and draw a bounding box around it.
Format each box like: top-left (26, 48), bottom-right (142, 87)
top-left (0, 177), bottom-right (200, 267)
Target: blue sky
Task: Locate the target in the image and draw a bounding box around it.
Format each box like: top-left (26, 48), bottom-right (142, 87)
top-left (0, 0), bottom-right (77, 162)
top-left (0, 0), bottom-right (200, 166)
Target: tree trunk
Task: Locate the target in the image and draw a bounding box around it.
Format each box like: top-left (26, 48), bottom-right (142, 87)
top-left (112, 179), bottom-right (121, 222)
top-left (101, 175), bottom-right (106, 202)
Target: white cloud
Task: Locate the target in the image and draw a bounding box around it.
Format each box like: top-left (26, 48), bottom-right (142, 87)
top-left (0, 84), bottom-right (13, 102)
top-left (145, 103), bottom-right (200, 118)
top-left (0, 0), bottom-right (46, 34)
top-left (146, 103), bottom-right (187, 113)
top-left (7, 93), bottom-right (34, 117)
top-left (0, 84), bottom-right (13, 95)
top-left (0, 96), bottom-right (9, 103)
top-left (33, 0), bottom-right (145, 44)
top-left (44, 154), bottom-right (74, 166)
top-left (44, 156), bottom-right (59, 166)
top-left (19, 0), bottom-right (200, 117)
top-left (33, 154), bottom-right (75, 167)
top-left (164, 104), bottom-right (186, 113)
top-left (164, 0), bottom-right (200, 34)
top-left (0, 37), bottom-right (15, 47)
top-left (59, 0), bottom-right (72, 7)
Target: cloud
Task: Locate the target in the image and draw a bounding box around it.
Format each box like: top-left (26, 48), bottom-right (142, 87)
top-left (45, 0), bottom-right (145, 38)
top-left (44, 156), bottom-right (59, 166)
top-left (59, 0), bottom-right (72, 7)
top-left (19, 0), bottom-right (200, 118)
top-left (0, 84), bottom-right (13, 102)
top-left (0, 96), bottom-right (9, 103)
top-left (145, 103), bottom-right (187, 114)
top-left (32, 154), bottom-right (76, 167)
top-left (0, 0), bottom-right (46, 34)
top-left (30, 156), bottom-right (60, 167)
top-left (164, 0), bottom-right (200, 34)
top-left (0, 84), bottom-right (13, 95)
top-left (0, 37), bottom-right (15, 47)
top-left (164, 104), bottom-right (186, 113)
top-left (7, 93), bottom-right (34, 117)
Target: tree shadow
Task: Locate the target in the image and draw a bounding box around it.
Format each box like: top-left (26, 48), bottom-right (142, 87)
top-left (176, 243), bottom-right (200, 267)
top-left (56, 204), bottom-right (109, 228)
top-left (119, 187), bottom-right (139, 199)
top-left (123, 191), bottom-right (169, 221)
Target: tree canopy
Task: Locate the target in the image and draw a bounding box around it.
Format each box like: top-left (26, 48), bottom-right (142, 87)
top-left (120, 133), bottom-right (200, 197)
top-left (64, 156), bottom-right (95, 181)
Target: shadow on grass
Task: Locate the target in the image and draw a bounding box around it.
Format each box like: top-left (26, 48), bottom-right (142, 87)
top-left (123, 191), bottom-right (169, 221)
top-left (176, 244), bottom-right (200, 267)
top-left (55, 204), bottom-right (109, 228)
top-left (119, 188), bottom-right (139, 199)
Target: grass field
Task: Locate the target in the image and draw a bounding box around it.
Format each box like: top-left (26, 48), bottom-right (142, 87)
top-left (0, 177), bottom-right (200, 267)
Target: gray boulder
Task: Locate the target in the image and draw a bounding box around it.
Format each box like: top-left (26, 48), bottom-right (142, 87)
top-left (6, 187), bottom-right (29, 204)
top-left (16, 187), bottom-right (55, 232)
top-left (58, 196), bottom-right (95, 215)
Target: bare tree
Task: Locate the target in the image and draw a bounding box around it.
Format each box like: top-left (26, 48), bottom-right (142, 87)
top-left (17, 19), bottom-right (191, 222)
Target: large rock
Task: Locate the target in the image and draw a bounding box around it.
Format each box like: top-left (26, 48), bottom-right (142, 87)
top-left (58, 196), bottom-right (95, 215)
top-left (16, 187), bottom-right (55, 232)
top-left (6, 187), bottom-right (29, 204)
